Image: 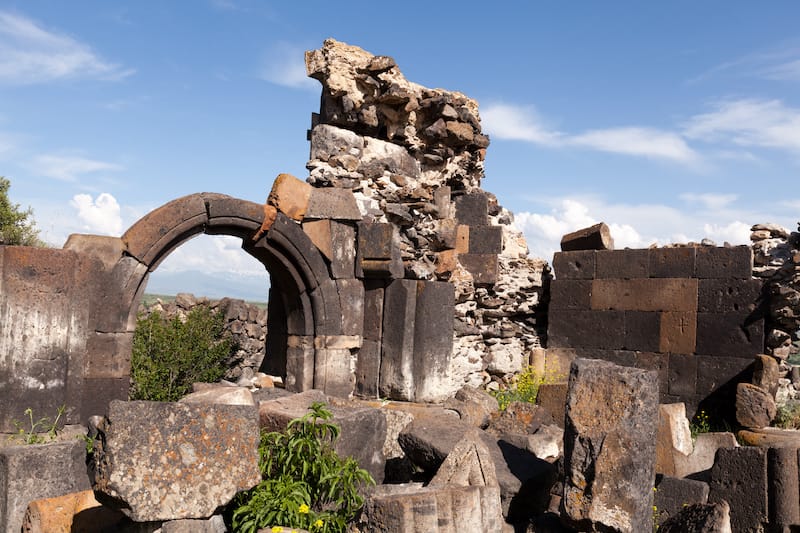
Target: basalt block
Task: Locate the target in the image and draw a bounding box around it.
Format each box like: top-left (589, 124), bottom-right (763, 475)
top-left (649, 247), bottom-right (695, 278)
top-left (552, 250), bottom-right (595, 280)
top-left (560, 222), bottom-right (613, 252)
top-left (697, 278), bottom-right (762, 313)
top-left (709, 446), bottom-right (768, 533)
top-left (595, 249), bottom-right (649, 279)
top-left (695, 312), bottom-right (764, 358)
top-left (454, 192), bottom-right (488, 226)
top-left (89, 401), bottom-right (261, 522)
top-left (562, 359), bottom-right (659, 533)
top-left (695, 245), bottom-right (753, 279)
top-left (467, 225), bottom-right (502, 255)
top-left (548, 280), bottom-right (592, 310)
top-left (547, 310), bottom-right (625, 349)
top-left (304, 187), bottom-right (362, 221)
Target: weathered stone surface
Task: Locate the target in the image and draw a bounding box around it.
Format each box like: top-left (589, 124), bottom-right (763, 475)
top-left (548, 309), bottom-right (625, 349)
top-left (21, 490), bottom-right (130, 533)
top-left (768, 446), bottom-right (800, 529)
top-left (736, 382), bottom-right (776, 428)
top-left (654, 476), bottom-right (710, 528)
top-left (552, 250), bottom-right (596, 279)
top-left (178, 386), bottom-right (255, 406)
top-left (486, 401), bottom-right (555, 437)
top-left (595, 249), bottom-right (649, 279)
top-left (709, 446), bottom-right (767, 533)
top-left (160, 515), bottom-right (227, 533)
top-left (430, 428), bottom-right (498, 488)
top-left (674, 432), bottom-right (737, 478)
top-left (659, 311), bottom-right (698, 354)
top-left (697, 278), bottom-right (762, 313)
top-left (549, 280), bottom-right (592, 310)
top-left (398, 413), bottom-right (471, 473)
top-left (752, 353), bottom-right (780, 397)
top-left (443, 386), bottom-right (499, 428)
top-left (89, 400), bottom-right (261, 522)
top-left (695, 245), bottom-right (753, 279)
top-left (695, 312), bottom-right (764, 358)
top-left (659, 500), bottom-right (731, 533)
top-left (562, 358), bottom-right (659, 533)
top-left (458, 253), bottom-right (498, 286)
top-left (590, 278), bottom-right (698, 312)
top-left (737, 426), bottom-right (800, 447)
top-left (468, 225), bottom-right (502, 255)
top-left (656, 403), bottom-right (693, 476)
top-left (0, 439), bottom-right (91, 533)
top-left (526, 424), bottom-right (563, 463)
top-left (560, 222), bottom-right (613, 252)
top-left (536, 382), bottom-right (569, 428)
top-left (305, 187), bottom-right (362, 221)
top-left (454, 193), bottom-right (488, 226)
top-left (649, 247), bottom-right (696, 278)
top-left (267, 173), bottom-right (312, 221)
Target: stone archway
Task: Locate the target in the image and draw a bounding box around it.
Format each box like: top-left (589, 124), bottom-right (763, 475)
top-left (119, 192), bottom-right (345, 393)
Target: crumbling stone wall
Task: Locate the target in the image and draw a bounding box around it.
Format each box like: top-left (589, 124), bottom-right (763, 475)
top-left (304, 39), bottom-right (549, 391)
top-left (548, 245), bottom-right (763, 417)
top-left (138, 294), bottom-right (267, 382)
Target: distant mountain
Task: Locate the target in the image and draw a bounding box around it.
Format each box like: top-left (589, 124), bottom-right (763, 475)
top-left (144, 269), bottom-right (270, 302)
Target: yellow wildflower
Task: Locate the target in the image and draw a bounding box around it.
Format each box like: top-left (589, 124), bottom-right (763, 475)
top-left (314, 519), bottom-right (324, 529)
top-left (271, 527), bottom-right (283, 533)
top-left (298, 503), bottom-right (310, 514)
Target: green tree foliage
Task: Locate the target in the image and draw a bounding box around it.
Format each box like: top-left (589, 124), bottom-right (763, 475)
top-left (232, 402), bottom-right (375, 533)
top-left (130, 305), bottom-right (236, 401)
top-left (0, 177), bottom-right (45, 246)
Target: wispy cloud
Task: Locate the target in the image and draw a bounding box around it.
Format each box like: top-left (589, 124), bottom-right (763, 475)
top-left (258, 42), bottom-right (318, 91)
top-left (70, 192), bottom-right (123, 235)
top-left (483, 103), bottom-right (701, 165)
top-left (680, 192), bottom-right (738, 211)
top-left (683, 98), bottom-right (800, 153)
top-left (569, 127), bottom-right (700, 164)
top-left (0, 10), bottom-right (134, 85)
top-left (687, 43), bottom-right (800, 85)
top-left (30, 154), bottom-right (122, 182)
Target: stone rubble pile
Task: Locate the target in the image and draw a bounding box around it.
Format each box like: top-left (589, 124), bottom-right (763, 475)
top-left (140, 293), bottom-right (268, 383)
top-left (751, 223), bottom-right (800, 403)
top-left (305, 39), bottom-right (549, 391)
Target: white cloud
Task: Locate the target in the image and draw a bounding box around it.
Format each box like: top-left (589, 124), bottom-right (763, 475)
top-left (680, 193), bottom-right (738, 211)
top-left (0, 10), bottom-right (133, 85)
top-left (482, 102), bottom-right (700, 165)
top-left (683, 98), bottom-right (800, 153)
top-left (30, 154), bottom-right (122, 182)
top-left (70, 193), bottom-right (123, 235)
top-left (157, 234), bottom-right (268, 276)
top-left (569, 127), bottom-right (700, 164)
top-left (481, 104), bottom-right (563, 145)
top-left (513, 196), bottom-right (764, 263)
top-left (258, 42), bottom-right (318, 91)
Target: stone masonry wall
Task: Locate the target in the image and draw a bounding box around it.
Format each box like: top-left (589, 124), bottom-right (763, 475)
top-left (548, 245), bottom-right (763, 417)
top-left (304, 39), bottom-right (549, 392)
top-left (138, 293), bottom-right (267, 383)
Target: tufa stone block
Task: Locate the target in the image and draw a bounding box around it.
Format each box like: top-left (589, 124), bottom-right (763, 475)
top-left (454, 192), bottom-right (489, 226)
top-left (552, 250), bottom-right (595, 279)
top-left (695, 245), bottom-right (753, 279)
top-left (305, 186), bottom-right (362, 220)
top-left (649, 247), bottom-right (695, 278)
top-left (659, 311), bottom-right (697, 354)
top-left (709, 446), bottom-right (768, 533)
top-left (595, 249), bottom-right (649, 279)
top-left (590, 278), bottom-right (698, 312)
top-left (267, 173), bottom-right (312, 221)
top-left (89, 401), bottom-right (261, 522)
top-left (562, 359), bottom-right (659, 533)
top-left (656, 404), bottom-right (694, 477)
top-left (560, 222), bottom-right (614, 251)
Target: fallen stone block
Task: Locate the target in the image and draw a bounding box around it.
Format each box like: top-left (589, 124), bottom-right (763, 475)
top-left (752, 353), bottom-right (780, 397)
top-left (560, 222), bottom-right (613, 251)
top-left (654, 475), bottom-right (709, 527)
top-left (21, 490), bottom-right (134, 533)
top-left (0, 438), bottom-right (91, 533)
top-left (659, 500), bottom-right (731, 533)
top-left (656, 403), bottom-right (693, 476)
top-left (398, 413), bottom-right (471, 473)
top-left (674, 432), bottom-right (737, 478)
top-left (160, 515), bottom-right (227, 533)
top-left (526, 424), bottom-right (563, 463)
top-left (737, 426), bottom-right (800, 447)
top-left (561, 358), bottom-right (659, 533)
top-left (486, 401), bottom-right (555, 437)
top-left (178, 386), bottom-right (255, 406)
top-left (736, 382), bottom-right (776, 428)
top-left (430, 429), bottom-right (498, 488)
top-left (89, 400), bottom-right (261, 522)
top-left (267, 173), bottom-right (312, 221)
top-left (709, 446), bottom-right (767, 533)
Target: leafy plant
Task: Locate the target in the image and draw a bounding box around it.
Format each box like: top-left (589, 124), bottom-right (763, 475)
top-left (8, 405), bottom-right (66, 444)
top-left (689, 410), bottom-right (711, 440)
top-left (130, 305), bottom-right (235, 401)
top-left (490, 365), bottom-right (556, 411)
top-left (774, 401), bottom-right (800, 429)
top-left (231, 402), bottom-right (374, 533)
top-left (0, 176), bottom-right (45, 247)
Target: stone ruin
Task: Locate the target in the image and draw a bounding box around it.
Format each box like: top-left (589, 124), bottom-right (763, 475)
top-left (1, 38), bottom-right (800, 532)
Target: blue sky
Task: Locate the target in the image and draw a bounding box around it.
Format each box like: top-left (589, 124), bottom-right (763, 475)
top-left (1, 2), bottom-right (798, 295)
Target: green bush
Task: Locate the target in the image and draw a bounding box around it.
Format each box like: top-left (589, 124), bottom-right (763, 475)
top-left (232, 402), bottom-right (374, 533)
top-left (775, 401), bottom-right (800, 429)
top-left (130, 305), bottom-right (235, 401)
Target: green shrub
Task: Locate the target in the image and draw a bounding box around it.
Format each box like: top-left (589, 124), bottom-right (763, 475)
top-left (232, 402), bottom-right (374, 533)
top-left (491, 365), bottom-right (554, 411)
top-left (775, 401), bottom-right (800, 429)
top-left (130, 305), bottom-right (235, 401)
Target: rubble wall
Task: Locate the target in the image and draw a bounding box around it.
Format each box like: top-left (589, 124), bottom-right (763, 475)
top-left (548, 245), bottom-right (764, 417)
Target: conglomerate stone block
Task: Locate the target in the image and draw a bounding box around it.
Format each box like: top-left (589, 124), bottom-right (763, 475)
top-left (89, 401), bottom-right (261, 522)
